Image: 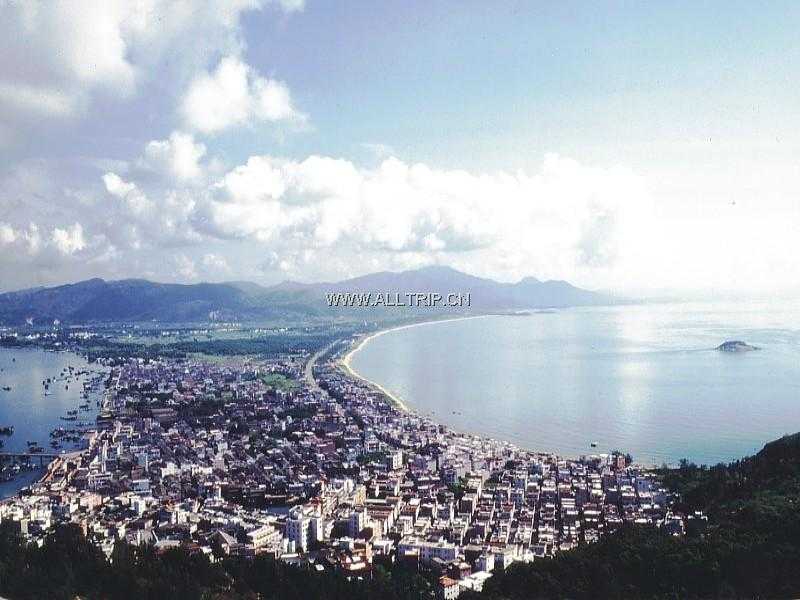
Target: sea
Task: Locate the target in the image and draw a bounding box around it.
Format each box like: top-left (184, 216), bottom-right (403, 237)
top-left (348, 301), bottom-right (800, 465)
top-left (0, 347), bottom-right (107, 498)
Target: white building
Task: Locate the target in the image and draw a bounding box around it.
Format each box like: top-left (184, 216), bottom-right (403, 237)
top-left (398, 536), bottom-right (458, 565)
top-left (348, 506), bottom-right (367, 537)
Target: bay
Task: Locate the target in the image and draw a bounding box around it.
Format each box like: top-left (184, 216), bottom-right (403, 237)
top-left (0, 347), bottom-right (107, 498)
top-left (348, 302), bottom-right (800, 465)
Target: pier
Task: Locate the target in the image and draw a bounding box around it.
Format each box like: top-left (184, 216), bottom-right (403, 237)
top-left (0, 451), bottom-right (65, 466)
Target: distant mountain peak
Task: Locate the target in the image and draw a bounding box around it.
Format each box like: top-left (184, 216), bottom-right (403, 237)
top-left (414, 264), bottom-right (461, 274)
top-left (517, 276), bottom-right (541, 285)
top-left (0, 265), bottom-right (621, 325)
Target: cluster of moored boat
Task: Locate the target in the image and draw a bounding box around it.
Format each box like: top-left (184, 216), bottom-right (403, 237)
top-left (49, 426), bottom-right (85, 449)
top-left (35, 367), bottom-right (103, 452)
top-left (0, 363), bottom-right (105, 483)
top-left (43, 365), bottom-right (92, 395)
top-left (0, 462), bottom-right (35, 483)
top-left (0, 425), bottom-right (12, 449)
top-left (51, 368), bottom-right (104, 450)
top-left (25, 440), bottom-right (45, 453)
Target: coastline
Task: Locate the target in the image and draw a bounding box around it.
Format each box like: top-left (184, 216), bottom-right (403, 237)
top-left (339, 313), bottom-right (499, 414)
top-left (337, 314), bottom-right (672, 469)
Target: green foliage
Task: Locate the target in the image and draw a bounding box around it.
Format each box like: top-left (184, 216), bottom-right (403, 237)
top-left (0, 523), bottom-right (432, 600)
top-left (260, 372), bottom-right (300, 392)
top-left (83, 334), bottom-right (342, 361)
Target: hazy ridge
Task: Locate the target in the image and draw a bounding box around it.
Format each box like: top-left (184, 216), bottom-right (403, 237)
top-left (0, 265), bottom-right (617, 325)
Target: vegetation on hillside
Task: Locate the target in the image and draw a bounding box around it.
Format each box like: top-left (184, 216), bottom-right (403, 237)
top-left (0, 522), bottom-right (430, 600)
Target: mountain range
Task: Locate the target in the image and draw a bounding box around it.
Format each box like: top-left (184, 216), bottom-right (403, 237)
top-left (0, 266), bottom-right (620, 325)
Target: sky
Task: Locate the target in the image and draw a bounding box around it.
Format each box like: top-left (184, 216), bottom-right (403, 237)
top-left (1, 1), bottom-right (799, 298)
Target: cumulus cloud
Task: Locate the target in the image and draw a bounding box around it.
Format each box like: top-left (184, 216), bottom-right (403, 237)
top-left (0, 219), bottom-right (93, 264)
top-left (101, 171), bottom-right (199, 248)
top-left (0, 138), bottom-right (657, 292)
top-left (7, 142), bottom-right (800, 297)
top-left (175, 254), bottom-right (198, 280)
top-left (199, 153), bottom-right (643, 267)
top-left (141, 131), bottom-right (207, 183)
top-left (181, 56), bottom-right (306, 134)
top-left (103, 173), bottom-right (153, 215)
top-left (577, 206), bottom-right (618, 267)
top-left (202, 253), bottom-right (231, 274)
top-left (0, 1), bottom-right (136, 120)
top-left (51, 223), bottom-right (86, 255)
top-left (0, 0), bottom-right (304, 141)
top-left (0, 223), bottom-right (17, 245)
top-left (22, 223), bottom-right (43, 256)
top-left (0, 0), bottom-right (313, 290)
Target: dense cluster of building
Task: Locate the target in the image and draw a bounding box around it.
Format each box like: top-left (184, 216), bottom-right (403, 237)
top-left (0, 338), bottom-right (683, 597)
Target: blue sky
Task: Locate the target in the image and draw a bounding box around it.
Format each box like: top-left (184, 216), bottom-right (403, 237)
top-left (239, 2), bottom-right (800, 167)
top-left (0, 1), bottom-right (799, 296)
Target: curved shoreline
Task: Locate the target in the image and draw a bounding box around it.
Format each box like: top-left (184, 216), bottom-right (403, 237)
top-left (339, 314), bottom-right (499, 413)
top-left (338, 314), bottom-right (676, 468)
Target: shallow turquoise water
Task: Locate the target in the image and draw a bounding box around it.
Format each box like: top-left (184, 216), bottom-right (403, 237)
top-left (349, 302), bottom-right (800, 465)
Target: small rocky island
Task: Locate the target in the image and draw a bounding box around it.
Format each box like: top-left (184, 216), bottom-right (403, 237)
top-left (717, 340), bottom-right (759, 353)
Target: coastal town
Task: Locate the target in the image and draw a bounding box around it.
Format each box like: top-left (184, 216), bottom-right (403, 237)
top-left (0, 334), bottom-right (686, 597)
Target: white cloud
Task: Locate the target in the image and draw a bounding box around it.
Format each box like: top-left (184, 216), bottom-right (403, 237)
top-left (0, 0), bottom-right (302, 129)
top-left (0, 1), bottom-right (139, 120)
top-left (181, 56), bottom-right (306, 134)
top-left (142, 131), bottom-right (207, 183)
top-left (195, 153), bottom-right (649, 288)
top-left (22, 223), bottom-right (42, 256)
top-left (0, 219), bottom-right (96, 266)
top-left (51, 223), bottom-right (87, 255)
top-left (101, 172), bottom-right (199, 247)
top-left (103, 173), bottom-right (154, 215)
top-left (175, 254), bottom-right (198, 280)
top-left (0, 223), bottom-right (17, 245)
top-left (44, 151), bottom-right (647, 288)
top-left (252, 78), bottom-right (300, 122)
top-left (4, 135), bottom-right (799, 297)
top-left (102, 172), bottom-right (136, 198)
top-left (202, 253), bottom-right (230, 273)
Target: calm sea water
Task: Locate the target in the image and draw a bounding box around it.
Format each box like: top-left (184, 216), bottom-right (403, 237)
top-left (0, 347), bottom-right (107, 498)
top-left (349, 302), bottom-right (800, 465)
